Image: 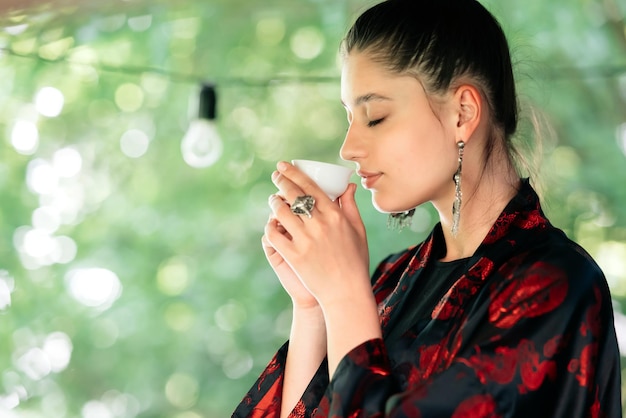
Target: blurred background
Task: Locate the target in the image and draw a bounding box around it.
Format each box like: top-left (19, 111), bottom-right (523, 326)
top-left (0, 0), bottom-right (625, 416)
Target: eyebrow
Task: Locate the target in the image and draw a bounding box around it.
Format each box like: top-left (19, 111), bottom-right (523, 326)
top-left (342, 93), bottom-right (392, 107)
top-left (356, 93), bottom-right (391, 105)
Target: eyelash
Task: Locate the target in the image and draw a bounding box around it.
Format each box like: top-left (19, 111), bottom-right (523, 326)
top-left (368, 118), bottom-right (384, 127)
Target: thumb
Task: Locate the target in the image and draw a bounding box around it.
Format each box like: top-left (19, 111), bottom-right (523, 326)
top-left (338, 183), bottom-right (364, 229)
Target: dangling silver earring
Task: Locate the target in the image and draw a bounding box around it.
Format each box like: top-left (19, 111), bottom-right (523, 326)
top-left (451, 141), bottom-right (465, 237)
top-left (387, 208), bottom-right (415, 231)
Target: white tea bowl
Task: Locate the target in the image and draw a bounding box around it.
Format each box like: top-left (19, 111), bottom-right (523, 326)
top-left (292, 159), bottom-right (354, 201)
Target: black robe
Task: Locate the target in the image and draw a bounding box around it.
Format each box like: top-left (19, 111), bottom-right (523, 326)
top-left (233, 180), bottom-right (622, 417)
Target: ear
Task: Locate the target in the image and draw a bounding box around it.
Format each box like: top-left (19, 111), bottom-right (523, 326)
top-left (453, 85), bottom-right (482, 144)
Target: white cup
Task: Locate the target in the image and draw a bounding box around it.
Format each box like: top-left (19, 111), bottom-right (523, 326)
top-left (292, 159), bottom-right (354, 201)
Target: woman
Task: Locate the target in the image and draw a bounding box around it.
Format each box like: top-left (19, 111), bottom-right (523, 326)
top-left (233, 0), bottom-right (622, 416)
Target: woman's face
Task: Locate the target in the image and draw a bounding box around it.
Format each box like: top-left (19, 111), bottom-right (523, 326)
top-left (340, 51), bottom-right (459, 214)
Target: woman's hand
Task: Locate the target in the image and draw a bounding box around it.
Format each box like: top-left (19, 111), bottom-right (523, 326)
top-left (265, 161), bottom-right (371, 307)
top-left (266, 161), bottom-right (382, 377)
top-left (262, 219), bottom-right (319, 309)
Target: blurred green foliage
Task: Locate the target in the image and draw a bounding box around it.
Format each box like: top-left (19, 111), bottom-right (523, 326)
top-left (0, 0), bottom-right (625, 417)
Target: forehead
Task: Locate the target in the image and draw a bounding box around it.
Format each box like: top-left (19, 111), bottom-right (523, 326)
top-left (341, 52), bottom-right (391, 87)
top-left (340, 52), bottom-right (422, 107)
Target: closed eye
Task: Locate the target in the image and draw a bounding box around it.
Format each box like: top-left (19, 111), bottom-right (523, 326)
top-left (367, 118), bottom-right (384, 127)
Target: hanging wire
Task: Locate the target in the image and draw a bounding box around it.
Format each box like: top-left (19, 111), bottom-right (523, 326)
top-left (1, 46), bottom-right (625, 86)
top-left (0, 46), bottom-right (339, 86)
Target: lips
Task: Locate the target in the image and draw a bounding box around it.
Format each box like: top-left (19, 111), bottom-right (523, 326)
top-left (357, 170), bottom-right (382, 189)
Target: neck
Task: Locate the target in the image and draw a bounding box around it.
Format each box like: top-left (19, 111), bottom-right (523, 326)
top-left (435, 168), bottom-right (520, 262)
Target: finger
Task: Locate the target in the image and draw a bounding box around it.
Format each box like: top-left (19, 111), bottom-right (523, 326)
top-left (261, 233), bottom-right (290, 270)
top-left (262, 230), bottom-right (276, 248)
top-left (261, 233), bottom-right (273, 250)
top-left (338, 183), bottom-right (357, 212)
top-left (271, 170), bottom-right (308, 213)
top-left (268, 193), bottom-right (310, 232)
top-left (338, 183), bottom-right (366, 234)
top-left (271, 169), bottom-right (303, 202)
top-left (264, 212), bottom-right (296, 253)
top-left (261, 233), bottom-right (280, 258)
top-left (268, 217), bottom-right (292, 239)
top-left (274, 162), bottom-right (329, 208)
top-left (268, 212), bottom-right (286, 232)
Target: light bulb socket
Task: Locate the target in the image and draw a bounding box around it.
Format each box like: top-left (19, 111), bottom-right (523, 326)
top-left (198, 84), bottom-right (217, 120)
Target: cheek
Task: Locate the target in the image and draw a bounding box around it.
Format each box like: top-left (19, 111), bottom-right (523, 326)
top-left (387, 127), bottom-right (457, 205)
top-left (388, 122), bottom-right (448, 169)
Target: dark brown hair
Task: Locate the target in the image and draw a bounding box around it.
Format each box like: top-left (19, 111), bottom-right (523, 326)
top-left (342, 0), bottom-right (521, 168)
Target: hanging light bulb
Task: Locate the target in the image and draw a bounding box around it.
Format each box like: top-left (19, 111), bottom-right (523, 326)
top-left (181, 83), bottom-right (223, 168)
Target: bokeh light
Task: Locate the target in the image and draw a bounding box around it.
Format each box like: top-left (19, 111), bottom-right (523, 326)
top-left (53, 147), bottom-right (82, 178)
top-left (256, 16), bottom-right (286, 46)
top-left (115, 83), bottom-right (144, 112)
top-left (157, 257), bottom-right (193, 296)
top-left (165, 373), bottom-right (199, 409)
top-left (65, 268), bottom-right (122, 310)
top-left (26, 159), bottom-right (59, 196)
top-left (290, 26), bottom-right (325, 60)
top-left (0, 271), bottom-right (14, 311)
top-left (35, 87), bottom-right (65, 117)
top-left (11, 120), bottom-right (39, 155)
top-left (120, 128), bottom-right (151, 158)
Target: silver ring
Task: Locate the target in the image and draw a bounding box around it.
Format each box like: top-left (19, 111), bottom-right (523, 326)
top-left (290, 195), bottom-right (315, 218)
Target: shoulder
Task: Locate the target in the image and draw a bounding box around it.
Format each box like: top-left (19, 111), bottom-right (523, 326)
top-left (502, 226), bottom-right (605, 286)
top-left (491, 226), bottom-right (611, 319)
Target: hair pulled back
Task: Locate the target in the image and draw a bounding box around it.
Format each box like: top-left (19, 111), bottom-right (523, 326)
top-left (342, 0), bottom-right (518, 142)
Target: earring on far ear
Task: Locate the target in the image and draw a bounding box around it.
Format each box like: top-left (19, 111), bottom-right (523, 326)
top-left (451, 141), bottom-right (465, 237)
top-left (387, 208), bottom-right (416, 231)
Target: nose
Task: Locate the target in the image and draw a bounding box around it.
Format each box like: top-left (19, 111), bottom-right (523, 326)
top-left (340, 124), bottom-right (364, 162)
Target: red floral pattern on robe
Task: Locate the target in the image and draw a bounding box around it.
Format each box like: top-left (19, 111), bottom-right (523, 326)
top-left (232, 179), bottom-right (622, 417)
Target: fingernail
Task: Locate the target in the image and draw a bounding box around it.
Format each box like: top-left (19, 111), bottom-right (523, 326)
top-left (276, 161), bottom-right (289, 172)
top-left (271, 170), bottom-right (279, 180)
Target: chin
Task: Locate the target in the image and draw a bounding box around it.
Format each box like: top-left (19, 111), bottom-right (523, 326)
top-left (371, 188), bottom-right (426, 214)
top-left (371, 194), bottom-right (411, 214)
